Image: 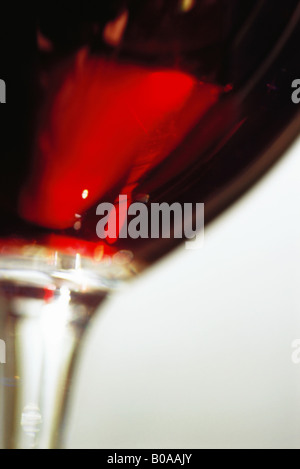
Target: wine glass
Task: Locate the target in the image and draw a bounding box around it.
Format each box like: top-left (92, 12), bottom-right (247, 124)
top-left (0, 1), bottom-right (299, 449)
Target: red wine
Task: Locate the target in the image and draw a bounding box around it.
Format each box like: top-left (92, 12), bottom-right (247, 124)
top-left (18, 56), bottom-right (223, 230)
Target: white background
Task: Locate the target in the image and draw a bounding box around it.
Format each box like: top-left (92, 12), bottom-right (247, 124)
top-left (66, 135), bottom-right (300, 449)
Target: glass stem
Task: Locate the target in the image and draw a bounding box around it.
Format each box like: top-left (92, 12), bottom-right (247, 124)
top-left (0, 283), bottom-right (107, 449)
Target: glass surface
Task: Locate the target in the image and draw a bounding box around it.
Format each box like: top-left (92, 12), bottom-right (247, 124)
top-left (0, 1), bottom-right (299, 448)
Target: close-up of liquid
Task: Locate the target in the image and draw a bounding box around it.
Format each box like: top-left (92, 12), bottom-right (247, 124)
top-left (0, 1), bottom-right (299, 449)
